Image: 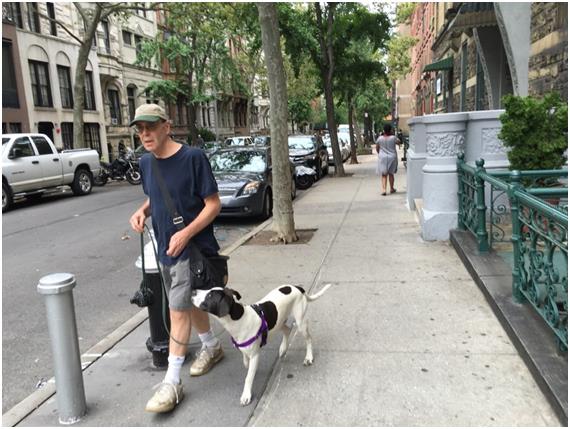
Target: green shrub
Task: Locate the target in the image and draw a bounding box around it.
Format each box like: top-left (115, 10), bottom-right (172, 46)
top-left (187, 127), bottom-right (217, 145)
top-left (498, 93), bottom-right (568, 171)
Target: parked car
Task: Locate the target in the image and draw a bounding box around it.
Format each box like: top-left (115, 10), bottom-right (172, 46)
top-left (224, 136), bottom-right (254, 147)
top-left (324, 134), bottom-right (350, 164)
top-left (204, 140), bottom-right (227, 156)
top-left (2, 133), bottom-right (101, 212)
top-left (253, 135), bottom-right (271, 147)
top-left (209, 147), bottom-right (296, 219)
top-left (288, 135), bottom-right (329, 180)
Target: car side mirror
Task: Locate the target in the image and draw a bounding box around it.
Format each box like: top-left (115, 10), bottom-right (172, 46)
top-left (8, 147), bottom-right (23, 159)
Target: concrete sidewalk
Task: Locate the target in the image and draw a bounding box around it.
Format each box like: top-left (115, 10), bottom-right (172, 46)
top-left (14, 153), bottom-right (561, 426)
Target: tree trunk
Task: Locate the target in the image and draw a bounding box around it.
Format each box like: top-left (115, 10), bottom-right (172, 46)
top-left (73, 5), bottom-right (102, 150)
top-left (257, 3), bottom-right (297, 244)
top-left (315, 3), bottom-right (344, 177)
top-left (347, 95), bottom-right (358, 164)
top-left (352, 109), bottom-right (364, 149)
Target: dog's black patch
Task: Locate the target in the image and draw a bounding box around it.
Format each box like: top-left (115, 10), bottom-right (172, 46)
top-left (294, 285), bottom-right (306, 294)
top-left (258, 301), bottom-right (278, 330)
top-left (230, 302), bottom-right (245, 320)
top-left (279, 286), bottom-right (292, 295)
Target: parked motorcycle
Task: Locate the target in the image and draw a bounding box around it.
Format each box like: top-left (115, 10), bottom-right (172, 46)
top-left (94, 148), bottom-right (141, 186)
top-left (294, 165), bottom-right (317, 190)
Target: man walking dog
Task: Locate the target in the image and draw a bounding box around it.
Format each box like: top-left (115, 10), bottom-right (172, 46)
top-left (129, 104), bottom-right (224, 413)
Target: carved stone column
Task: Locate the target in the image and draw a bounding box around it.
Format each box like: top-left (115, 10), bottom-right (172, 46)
top-left (465, 110), bottom-right (510, 221)
top-left (420, 113), bottom-right (468, 240)
top-left (406, 116), bottom-right (427, 210)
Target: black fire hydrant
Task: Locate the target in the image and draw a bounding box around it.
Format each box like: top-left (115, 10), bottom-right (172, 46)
top-left (133, 231), bottom-right (170, 368)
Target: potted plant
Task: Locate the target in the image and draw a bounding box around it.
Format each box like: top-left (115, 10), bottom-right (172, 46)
top-left (499, 92), bottom-right (568, 172)
top-left (499, 92), bottom-right (568, 204)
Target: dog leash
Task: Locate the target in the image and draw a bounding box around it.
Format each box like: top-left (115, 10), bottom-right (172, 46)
top-left (231, 304), bottom-right (268, 349)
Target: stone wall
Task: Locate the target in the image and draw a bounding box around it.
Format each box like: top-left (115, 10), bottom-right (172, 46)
top-left (528, 3), bottom-right (568, 100)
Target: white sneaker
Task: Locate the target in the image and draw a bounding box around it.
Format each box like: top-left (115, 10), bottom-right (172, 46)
top-left (190, 344), bottom-right (224, 376)
top-left (145, 381), bottom-right (183, 413)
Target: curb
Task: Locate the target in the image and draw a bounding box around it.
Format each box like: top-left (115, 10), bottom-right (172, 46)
top-left (2, 218), bottom-right (273, 427)
top-left (2, 310), bottom-right (148, 427)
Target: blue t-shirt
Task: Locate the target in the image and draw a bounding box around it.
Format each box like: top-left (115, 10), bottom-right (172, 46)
top-left (139, 144), bottom-right (220, 265)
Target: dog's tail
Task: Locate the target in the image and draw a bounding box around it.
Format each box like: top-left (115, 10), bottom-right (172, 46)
top-left (306, 283), bottom-right (332, 301)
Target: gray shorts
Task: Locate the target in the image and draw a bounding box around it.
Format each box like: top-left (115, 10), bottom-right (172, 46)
top-left (160, 258), bottom-right (195, 311)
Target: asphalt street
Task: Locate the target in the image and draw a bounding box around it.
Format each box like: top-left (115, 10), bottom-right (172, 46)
top-left (1, 181), bottom-right (260, 413)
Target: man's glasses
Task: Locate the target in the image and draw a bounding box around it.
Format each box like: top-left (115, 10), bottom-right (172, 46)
top-left (133, 121), bottom-right (164, 134)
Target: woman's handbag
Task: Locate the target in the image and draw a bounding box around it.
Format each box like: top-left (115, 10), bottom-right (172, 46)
top-left (151, 156), bottom-right (228, 290)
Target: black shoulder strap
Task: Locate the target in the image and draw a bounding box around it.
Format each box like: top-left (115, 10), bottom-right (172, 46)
top-left (150, 155), bottom-right (185, 232)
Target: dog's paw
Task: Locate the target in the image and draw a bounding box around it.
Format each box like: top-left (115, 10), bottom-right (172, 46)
top-left (303, 357), bottom-right (313, 366)
top-left (240, 392), bottom-right (252, 406)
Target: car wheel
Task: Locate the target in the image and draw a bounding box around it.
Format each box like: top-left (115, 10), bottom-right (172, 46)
top-left (261, 190), bottom-right (273, 220)
top-left (2, 182), bottom-right (13, 213)
top-left (71, 168), bottom-right (93, 196)
top-left (314, 161), bottom-right (321, 181)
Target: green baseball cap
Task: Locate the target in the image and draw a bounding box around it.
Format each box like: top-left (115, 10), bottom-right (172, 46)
top-left (129, 103), bottom-right (169, 126)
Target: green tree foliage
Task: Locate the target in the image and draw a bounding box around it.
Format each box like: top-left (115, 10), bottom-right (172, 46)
top-left (355, 78), bottom-right (392, 126)
top-left (136, 3), bottom-right (244, 143)
top-left (499, 93), bottom-right (568, 171)
top-left (386, 35), bottom-right (417, 80)
top-left (277, 2), bottom-right (390, 175)
top-left (395, 3), bottom-right (416, 24)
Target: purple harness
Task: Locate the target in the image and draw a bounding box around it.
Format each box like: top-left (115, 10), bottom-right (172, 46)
top-left (231, 305), bottom-right (268, 349)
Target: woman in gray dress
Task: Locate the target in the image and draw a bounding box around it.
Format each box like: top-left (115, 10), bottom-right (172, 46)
top-left (375, 124), bottom-right (400, 196)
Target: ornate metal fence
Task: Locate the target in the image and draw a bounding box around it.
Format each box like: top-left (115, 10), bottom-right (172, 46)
top-left (457, 155), bottom-right (568, 350)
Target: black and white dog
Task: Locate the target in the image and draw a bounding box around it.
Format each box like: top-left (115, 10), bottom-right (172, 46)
top-left (191, 284), bottom-right (332, 405)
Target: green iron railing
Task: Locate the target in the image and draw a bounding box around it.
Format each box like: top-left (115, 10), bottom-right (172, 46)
top-left (457, 155), bottom-right (568, 350)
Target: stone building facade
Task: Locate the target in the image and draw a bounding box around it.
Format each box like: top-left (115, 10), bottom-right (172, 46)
top-left (3, 2), bottom-right (270, 160)
top-left (528, 3), bottom-right (568, 99)
top-left (410, 2), bottom-right (566, 116)
top-left (2, 3), bottom-right (30, 134)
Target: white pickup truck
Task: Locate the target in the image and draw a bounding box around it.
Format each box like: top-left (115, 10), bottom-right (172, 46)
top-left (2, 133), bottom-right (101, 212)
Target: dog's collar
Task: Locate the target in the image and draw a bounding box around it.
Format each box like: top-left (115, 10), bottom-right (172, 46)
top-left (231, 304), bottom-right (268, 349)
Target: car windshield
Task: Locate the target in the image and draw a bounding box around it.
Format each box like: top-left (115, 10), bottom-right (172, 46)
top-left (209, 151), bottom-right (266, 173)
top-left (254, 137), bottom-right (268, 145)
top-left (288, 137), bottom-right (315, 150)
top-left (225, 137), bottom-right (248, 146)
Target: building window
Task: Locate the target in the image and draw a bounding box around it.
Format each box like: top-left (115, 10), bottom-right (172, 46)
top-left (122, 30), bottom-right (132, 46)
top-left (134, 35), bottom-right (142, 55)
top-left (3, 3), bottom-right (23, 28)
top-left (2, 41), bottom-right (19, 108)
top-left (61, 122), bottom-right (73, 150)
top-left (460, 42), bottom-right (468, 111)
top-left (84, 71), bottom-right (96, 110)
top-left (57, 65), bottom-right (73, 108)
top-left (29, 60), bottom-right (53, 107)
top-left (137, 3), bottom-right (147, 18)
top-left (108, 89), bottom-right (122, 125)
top-left (145, 89), bottom-right (158, 104)
top-left (46, 2), bottom-right (57, 36)
top-left (127, 86), bottom-right (137, 121)
top-left (28, 3), bottom-right (40, 33)
top-left (84, 123), bottom-right (101, 155)
top-left (102, 20), bottom-right (111, 54)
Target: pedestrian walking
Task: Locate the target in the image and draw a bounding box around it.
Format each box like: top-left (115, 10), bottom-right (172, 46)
top-left (375, 123), bottom-right (401, 195)
top-left (129, 104), bottom-right (224, 413)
